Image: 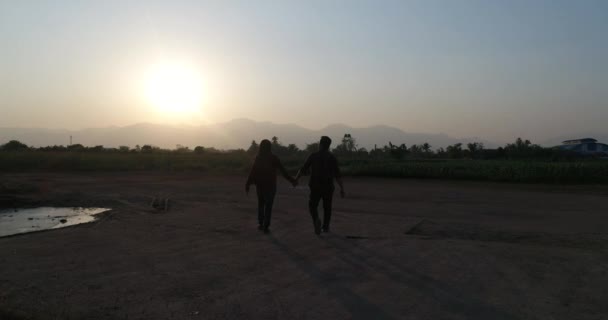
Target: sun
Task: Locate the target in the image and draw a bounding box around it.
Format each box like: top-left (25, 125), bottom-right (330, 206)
top-left (143, 62), bottom-right (204, 115)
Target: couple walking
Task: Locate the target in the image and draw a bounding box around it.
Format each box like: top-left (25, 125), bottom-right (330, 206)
top-left (245, 136), bottom-right (345, 235)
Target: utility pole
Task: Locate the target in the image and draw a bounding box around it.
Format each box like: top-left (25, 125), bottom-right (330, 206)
top-left (70, 135), bottom-right (72, 146)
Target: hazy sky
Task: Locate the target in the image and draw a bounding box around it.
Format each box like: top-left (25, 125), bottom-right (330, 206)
top-left (1, 0), bottom-right (607, 143)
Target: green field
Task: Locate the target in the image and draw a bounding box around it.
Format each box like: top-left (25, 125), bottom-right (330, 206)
top-left (1, 151), bottom-right (608, 184)
top-left (342, 159), bottom-right (608, 183)
top-left (0, 151), bottom-right (252, 173)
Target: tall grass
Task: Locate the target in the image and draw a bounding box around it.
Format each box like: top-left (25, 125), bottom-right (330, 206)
top-left (0, 151), bottom-right (252, 173)
top-left (1, 151), bottom-right (608, 184)
top-left (343, 159), bottom-right (608, 183)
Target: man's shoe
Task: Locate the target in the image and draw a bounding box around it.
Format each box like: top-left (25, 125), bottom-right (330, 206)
top-left (263, 227), bottom-right (270, 234)
top-left (322, 227), bottom-right (330, 233)
top-left (258, 225), bottom-right (264, 231)
top-left (314, 219), bottom-right (322, 235)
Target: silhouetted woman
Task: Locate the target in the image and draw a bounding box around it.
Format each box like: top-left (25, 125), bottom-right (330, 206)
top-left (246, 139), bottom-right (296, 233)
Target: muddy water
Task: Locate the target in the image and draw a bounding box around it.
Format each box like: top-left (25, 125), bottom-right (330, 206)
top-left (0, 207), bottom-right (110, 237)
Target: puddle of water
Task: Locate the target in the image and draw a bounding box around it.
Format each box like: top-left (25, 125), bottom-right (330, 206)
top-left (0, 207), bottom-right (110, 237)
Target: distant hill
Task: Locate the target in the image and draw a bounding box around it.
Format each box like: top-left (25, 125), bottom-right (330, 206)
top-left (0, 119), bottom-right (496, 150)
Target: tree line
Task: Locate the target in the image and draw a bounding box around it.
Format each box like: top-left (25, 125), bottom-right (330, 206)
top-left (247, 135), bottom-right (584, 160)
top-left (0, 135), bottom-right (591, 160)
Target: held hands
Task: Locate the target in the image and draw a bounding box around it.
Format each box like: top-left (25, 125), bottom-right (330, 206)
top-left (340, 188), bottom-right (345, 198)
top-left (290, 177), bottom-right (299, 188)
top-left (245, 183), bottom-right (250, 195)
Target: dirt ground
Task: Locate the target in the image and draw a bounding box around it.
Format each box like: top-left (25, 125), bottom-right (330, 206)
top-left (1, 173), bottom-right (607, 320)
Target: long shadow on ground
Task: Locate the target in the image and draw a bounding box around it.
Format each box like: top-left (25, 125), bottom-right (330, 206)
top-left (324, 234), bottom-right (521, 320)
top-left (268, 234), bottom-right (396, 320)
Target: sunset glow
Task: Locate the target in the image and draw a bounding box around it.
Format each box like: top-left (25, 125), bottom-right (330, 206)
top-left (143, 62), bottom-right (205, 116)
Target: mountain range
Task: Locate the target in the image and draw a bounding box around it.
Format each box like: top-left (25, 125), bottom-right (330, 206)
top-left (1, 118), bottom-right (603, 150)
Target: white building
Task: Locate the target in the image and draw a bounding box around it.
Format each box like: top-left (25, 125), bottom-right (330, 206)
top-left (557, 138), bottom-right (608, 155)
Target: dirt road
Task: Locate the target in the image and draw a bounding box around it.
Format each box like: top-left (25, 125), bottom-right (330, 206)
top-left (1, 173), bottom-right (607, 319)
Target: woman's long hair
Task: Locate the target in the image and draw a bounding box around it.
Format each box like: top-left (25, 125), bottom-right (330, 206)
top-left (258, 139), bottom-right (272, 156)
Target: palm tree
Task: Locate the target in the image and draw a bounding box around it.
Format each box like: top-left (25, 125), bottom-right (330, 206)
top-left (422, 143), bottom-right (431, 153)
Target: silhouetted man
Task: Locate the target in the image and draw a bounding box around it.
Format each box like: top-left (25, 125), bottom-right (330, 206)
top-left (295, 136), bottom-right (345, 235)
